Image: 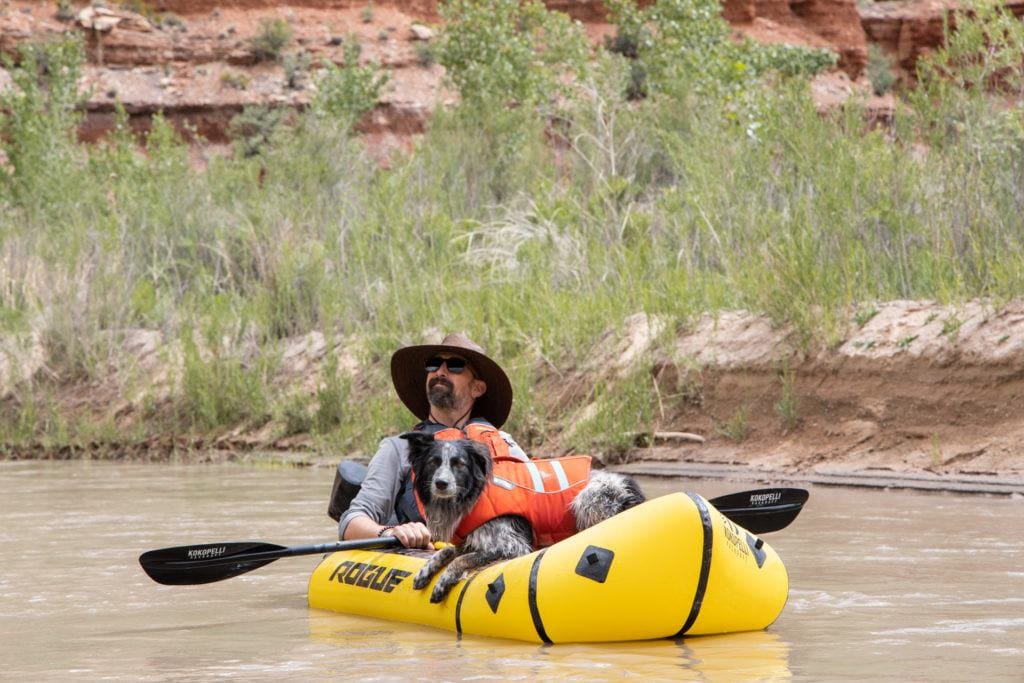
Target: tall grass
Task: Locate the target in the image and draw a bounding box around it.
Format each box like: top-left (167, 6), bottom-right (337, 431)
top-left (1, 0), bottom-right (1023, 456)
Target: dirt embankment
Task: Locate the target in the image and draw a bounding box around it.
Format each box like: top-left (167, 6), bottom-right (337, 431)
top-left (2, 300), bottom-right (1023, 495)
top-left (0, 0), bottom-right (955, 151)
top-left (601, 301), bottom-right (1024, 495)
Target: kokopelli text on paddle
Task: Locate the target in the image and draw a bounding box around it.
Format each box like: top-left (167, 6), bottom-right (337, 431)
top-left (329, 561), bottom-right (411, 593)
top-left (187, 546), bottom-right (227, 559)
top-left (748, 492), bottom-right (782, 506)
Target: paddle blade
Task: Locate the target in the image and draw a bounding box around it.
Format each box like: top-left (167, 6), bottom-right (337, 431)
top-left (139, 541), bottom-right (286, 586)
top-left (708, 488), bottom-right (809, 534)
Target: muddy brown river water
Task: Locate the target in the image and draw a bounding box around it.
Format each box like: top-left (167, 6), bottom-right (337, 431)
top-left (1, 460), bottom-right (1021, 681)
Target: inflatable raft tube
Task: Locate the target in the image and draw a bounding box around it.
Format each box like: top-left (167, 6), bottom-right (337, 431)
top-left (308, 492), bottom-right (788, 643)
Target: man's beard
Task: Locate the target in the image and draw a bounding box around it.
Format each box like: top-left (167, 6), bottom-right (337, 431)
top-left (427, 378), bottom-right (457, 410)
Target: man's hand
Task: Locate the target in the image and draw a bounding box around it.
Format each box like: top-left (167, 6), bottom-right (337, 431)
top-left (382, 522), bottom-right (432, 549)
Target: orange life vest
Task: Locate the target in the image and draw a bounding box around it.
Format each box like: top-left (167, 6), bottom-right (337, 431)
top-left (433, 423), bottom-right (513, 460)
top-left (395, 420), bottom-right (515, 525)
top-left (437, 455), bottom-right (593, 547)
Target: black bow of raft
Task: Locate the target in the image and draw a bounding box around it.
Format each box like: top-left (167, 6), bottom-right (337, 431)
top-left (139, 487), bottom-right (809, 586)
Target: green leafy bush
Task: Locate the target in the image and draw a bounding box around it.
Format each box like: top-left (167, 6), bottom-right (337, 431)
top-left (436, 0), bottom-right (590, 108)
top-left (229, 105), bottom-right (287, 158)
top-left (0, 38), bottom-right (86, 203)
top-left (180, 329), bottom-right (272, 430)
top-left (249, 18), bottom-right (292, 63)
top-left (220, 70), bottom-right (250, 90)
top-left (604, 0), bottom-right (836, 100)
top-left (314, 353), bottom-right (350, 434)
top-left (311, 41), bottom-right (389, 127)
top-left (916, 0), bottom-right (1024, 94)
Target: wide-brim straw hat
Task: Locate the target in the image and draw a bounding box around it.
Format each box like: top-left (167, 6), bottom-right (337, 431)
top-left (391, 332), bottom-right (513, 428)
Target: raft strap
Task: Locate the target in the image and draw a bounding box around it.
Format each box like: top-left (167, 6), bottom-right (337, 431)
top-left (673, 492), bottom-right (714, 637)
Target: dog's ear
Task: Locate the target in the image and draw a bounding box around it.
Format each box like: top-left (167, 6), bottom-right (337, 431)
top-left (466, 440), bottom-right (492, 479)
top-left (400, 431), bottom-right (435, 463)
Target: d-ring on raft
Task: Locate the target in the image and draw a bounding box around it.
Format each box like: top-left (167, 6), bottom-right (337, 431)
top-left (307, 492), bottom-right (789, 643)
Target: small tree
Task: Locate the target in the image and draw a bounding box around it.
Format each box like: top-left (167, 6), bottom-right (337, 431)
top-left (436, 0), bottom-right (590, 109)
top-left (0, 38), bottom-right (86, 201)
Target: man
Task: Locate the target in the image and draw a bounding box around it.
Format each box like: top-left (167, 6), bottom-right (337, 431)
top-left (338, 332), bottom-right (527, 548)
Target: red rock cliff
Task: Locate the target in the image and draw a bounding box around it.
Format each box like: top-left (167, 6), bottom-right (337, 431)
top-left (2, 0), bottom-right (959, 146)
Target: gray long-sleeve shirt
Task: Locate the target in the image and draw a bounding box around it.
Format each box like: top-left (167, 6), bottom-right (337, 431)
top-left (337, 430), bottom-right (527, 539)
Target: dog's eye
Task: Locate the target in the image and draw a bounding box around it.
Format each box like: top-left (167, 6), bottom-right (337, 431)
top-left (428, 456), bottom-right (442, 468)
top-left (450, 457), bottom-right (465, 470)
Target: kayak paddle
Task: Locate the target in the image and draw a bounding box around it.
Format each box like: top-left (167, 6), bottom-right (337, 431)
top-left (139, 537), bottom-right (401, 586)
top-left (707, 487), bottom-right (809, 534)
top-left (139, 487), bottom-right (808, 585)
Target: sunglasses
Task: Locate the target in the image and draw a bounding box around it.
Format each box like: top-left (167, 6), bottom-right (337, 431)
top-left (424, 356), bottom-right (468, 374)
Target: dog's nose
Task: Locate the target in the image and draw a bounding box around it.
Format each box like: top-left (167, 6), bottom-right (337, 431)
top-left (434, 480), bottom-right (449, 491)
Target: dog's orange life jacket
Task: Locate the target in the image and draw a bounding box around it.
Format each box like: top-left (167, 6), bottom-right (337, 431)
top-left (432, 424), bottom-right (512, 460)
top-left (417, 455), bottom-right (593, 548)
top-left (395, 420), bottom-right (518, 526)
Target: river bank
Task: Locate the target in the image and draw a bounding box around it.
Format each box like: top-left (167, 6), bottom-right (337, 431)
top-left (11, 298), bottom-right (1013, 497)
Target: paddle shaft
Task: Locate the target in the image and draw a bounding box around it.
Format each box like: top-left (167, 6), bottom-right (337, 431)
top-left (164, 537), bottom-right (402, 569)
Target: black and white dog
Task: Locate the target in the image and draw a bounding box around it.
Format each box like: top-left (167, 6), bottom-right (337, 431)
top-left (401, 431), bottom-right (645, 603)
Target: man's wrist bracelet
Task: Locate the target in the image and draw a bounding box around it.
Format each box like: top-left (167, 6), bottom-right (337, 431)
top-left (378, 525), bottom-right (395, 537)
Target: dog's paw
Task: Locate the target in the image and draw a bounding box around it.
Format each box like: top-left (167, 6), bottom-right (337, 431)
top-left (412, 567), bottom-right (434, 590)
top-left (429, 582), bottom-right (453, 604)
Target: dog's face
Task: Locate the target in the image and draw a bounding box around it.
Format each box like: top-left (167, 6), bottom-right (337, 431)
top-left (401, 432), bottom-right (491, 508)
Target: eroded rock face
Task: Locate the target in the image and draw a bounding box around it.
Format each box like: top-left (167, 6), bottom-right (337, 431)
top-left (860, 0), bottom-right (953, 81)
top-left (861, 0), bottom-right (1024, 83)
top-left (0, 0), bottom-right (873, 147)
top-left (723, 0), bottom-right (867, 76)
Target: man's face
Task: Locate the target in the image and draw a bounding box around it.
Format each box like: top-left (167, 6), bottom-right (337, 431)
top-left (426, 354), bottom-right (483, 411)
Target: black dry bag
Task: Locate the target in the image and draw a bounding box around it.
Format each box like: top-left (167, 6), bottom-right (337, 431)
top-left (327, 460), bottom-right (369, 522)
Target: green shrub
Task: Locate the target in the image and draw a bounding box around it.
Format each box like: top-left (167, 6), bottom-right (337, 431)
top-left (605, 0), bottom-right (835, 101)
top-left (0, 38), bottom-right (86, 204)
top-left (159, 13), bottom-right (185, 30)
top-left (745, 42), bottom-right (838, 79)
top-left (220, 70), bottom-right (250, 90)
top-left (279, 392), bottom-right (313, 436)
top-left (908, 0), bottom-right (1024, 149)
top-left (179, 329), bottom-right (273, 430)
top-left (774, 362), bottom-right (800, 430)
top-left (866, 43), bottom-right (897, 96)
top-left (436, 0), bottom-right (590, 108)
top-left (717, 407), bottom-right (751, 442)
top-left (311, 42), bottom-right (389, 126)
top-left (250, 18), bottom-right (292, 62)
top-left (229, 105), bottom-right (286, 158)
top-left (55, 0), bottom-right (75, 22)
top-left (413, 41), bottom-right (436, 68)
top-left (314, 353), bottom-right (350, 434)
